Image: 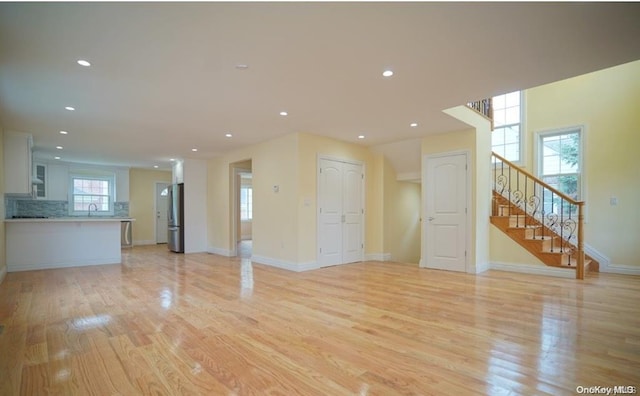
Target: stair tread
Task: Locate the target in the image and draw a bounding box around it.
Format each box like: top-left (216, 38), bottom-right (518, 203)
top-left (492, 189), bottom-right (598, 276)
top-left (540, 248), bottom-right (574, 255)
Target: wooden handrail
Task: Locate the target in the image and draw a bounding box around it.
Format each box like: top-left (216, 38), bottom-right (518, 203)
top-left (492, 152), bottom-right (584, 207)
top-left (492, 151), bottom-right (586, 279)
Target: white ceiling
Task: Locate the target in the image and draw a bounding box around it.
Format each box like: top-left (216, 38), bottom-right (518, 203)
top-left (1, 3), bottom-right (639, 171)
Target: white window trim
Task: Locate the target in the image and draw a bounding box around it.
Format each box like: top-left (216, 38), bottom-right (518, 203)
top-left (68, 173), bottom-right (116, 216)
top-left (533, 124), bottom-right (587, 220)
top-left (491, 91), bottom-right (526, 166)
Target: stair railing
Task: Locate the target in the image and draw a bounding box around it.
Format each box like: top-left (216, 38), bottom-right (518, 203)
top-left (467, 98), bottom-right (493, 129)
top-left (491, 152), bottom-right (585, 279)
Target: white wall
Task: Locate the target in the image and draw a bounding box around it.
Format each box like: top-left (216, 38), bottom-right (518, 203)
top-left (422, 105), bottom-right (492, 274)
top-left (173, 160), bottom-right (184, 184)
top-left (115, 168), bottom-right (130, 202)
top-left (184, 158), bottom-right (207, 253)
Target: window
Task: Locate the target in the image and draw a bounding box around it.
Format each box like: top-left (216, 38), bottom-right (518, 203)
top-left (492, 91), bottom-right (523, 163)
top-left (240, 186), bottom-right (252, 221)
top-left (70, 175), bottom-right (114, 215)
top-left (539, 128), bottom-right (582, 199)
top-left (537, 127), bottom-right (583, 215)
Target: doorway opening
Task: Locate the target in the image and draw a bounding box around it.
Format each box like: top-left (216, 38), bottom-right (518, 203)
top-left (155, 182), bottom-right (170, 244)
top-left (231, 160), bottom-right (252, 258)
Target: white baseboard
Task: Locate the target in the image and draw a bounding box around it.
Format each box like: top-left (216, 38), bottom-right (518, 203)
top-left (251, 255), bottom-right (319, 272)
top-left (584, 243), bottom-right (610, 270)
top-left (207, 246), bottom-right (233, 257)
top-left (365, 253), bottom-right (391, 262)
top-left (419, 257), bottom-right (488, 274)
top-left (600, 263), bottom-right (640, 276)
top-left (475, 261), bottom-right (490, 274)
top-left (133, 240), bottom-right (156, 246)
top-left (584, 244), bottom-right (640, 275)
top-left (8, 257), bottom-right (122, 272)
top-left (489, 261), bottom-right (574, 279)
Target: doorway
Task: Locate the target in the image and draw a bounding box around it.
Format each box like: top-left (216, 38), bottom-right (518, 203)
top-left (238, 172), bottom-right (253, 258)
top-left (155, 182), bottom-right (169, 244)
top-left (317, 157), bottom-right (364, 267)
top-left (231, 160), bottom-right (252, 257)
top-left (421, 151), bottom-right (469, 272)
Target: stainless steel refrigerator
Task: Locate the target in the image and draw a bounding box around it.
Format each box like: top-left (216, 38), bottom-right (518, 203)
top-left (167, 183), bottom-right (184, 253)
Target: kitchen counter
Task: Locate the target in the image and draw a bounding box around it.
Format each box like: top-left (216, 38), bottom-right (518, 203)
top-left (5, 217), bottom-right (135, 223)
top-left (5, 218), bottom-right (133, 272)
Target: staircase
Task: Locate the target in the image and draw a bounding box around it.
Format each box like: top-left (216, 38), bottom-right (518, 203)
top-left (490, 152), bottom-right (598, 279)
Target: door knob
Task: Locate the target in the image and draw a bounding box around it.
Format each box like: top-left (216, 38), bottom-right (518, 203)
top-left (428, 216), bottom-right (435, 221)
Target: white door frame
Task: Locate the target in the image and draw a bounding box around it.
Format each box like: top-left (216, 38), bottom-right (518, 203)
top-left (317, 155), bottom-right (365, 267)
top-left (231, 166), bottom-right (251, 257)
top-left (154, 181), bottom-right (170, 244)
top-left (420, 150), bottom-right (472, 272)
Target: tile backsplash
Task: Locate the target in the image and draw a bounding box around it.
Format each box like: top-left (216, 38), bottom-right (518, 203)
top-left (5, 197), bottom-right (129, 218)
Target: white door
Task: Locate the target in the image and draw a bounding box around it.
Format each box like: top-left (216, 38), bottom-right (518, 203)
top-left (423, 153), bottom-right (467, 272)
top-left (156, 182), bottom-right (169, 244)
top-left (342, 162), bottom-right (364, 264)
top-left (318, 158), bottom-right (363, 267)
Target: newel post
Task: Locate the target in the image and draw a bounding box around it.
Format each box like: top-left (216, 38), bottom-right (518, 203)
top-left (576, 203), bottom-right (585, 280)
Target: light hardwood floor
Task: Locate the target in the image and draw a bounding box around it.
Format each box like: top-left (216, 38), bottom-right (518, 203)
top-left (1, 245), bottom-right (639, 395)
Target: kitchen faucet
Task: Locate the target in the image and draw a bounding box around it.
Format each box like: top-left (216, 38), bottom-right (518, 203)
top-left (88, 203), bottom-right (98, 217)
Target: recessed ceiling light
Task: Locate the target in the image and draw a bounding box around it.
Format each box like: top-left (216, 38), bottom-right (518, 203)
top-left (65, 106), bottom-right (75, 111)
top-left (235, 64), bottom-right (249, 70)
top-left (54, 156), bottom-right (61, 160)
top-left (56, 146), bottom-right (63, 150)
top-left (59, 130), bottom-right (68, 135)
top-left (382, 70), bottom-right (394, 77)
top-left (169, 158), bottom-right (175, 162)
top-left (410, 123), bottom-right (418, 127)
top-left (191, 148), bottom-right (198, 152)
top-left (153, 165), bottom-right (159, 169)
top-left (225, 133), bottom-right (232, 138)
top-left (77, 59), bottom-right (91, 67)
top-left (279, 111), bottom-right (288, 116)
top-left (358, 135), bottom-right (365, 139)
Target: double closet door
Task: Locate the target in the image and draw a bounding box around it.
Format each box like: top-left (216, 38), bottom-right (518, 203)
top-left (318, 158), bottom-right (364, 267)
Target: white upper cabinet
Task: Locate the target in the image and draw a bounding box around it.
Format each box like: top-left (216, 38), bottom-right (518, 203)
top-left (3, 131), bottom-right (33, 195)
top-left (33, 162), bottom-right (47, 199)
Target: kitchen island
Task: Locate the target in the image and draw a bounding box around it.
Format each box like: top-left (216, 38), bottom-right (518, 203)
top-left (5, 217), bottom-right (134, 272)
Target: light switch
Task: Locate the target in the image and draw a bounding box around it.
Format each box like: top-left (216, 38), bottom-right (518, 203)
top-left (610, 196), bottom-right (618, 206)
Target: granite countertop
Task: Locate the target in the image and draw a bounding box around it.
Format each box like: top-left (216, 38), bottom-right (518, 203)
top-left (5, 217), bottom-right (135, 223)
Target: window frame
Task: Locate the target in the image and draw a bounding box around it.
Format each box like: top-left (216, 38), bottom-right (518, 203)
top-left (68, 173), bottom-right (115, 216)
top-left (491, 91), bottom-right (526, 165)
top-left (240, 185), bottom-right (252, 221)
top-left (534, 125), bottom-right (586, 204)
